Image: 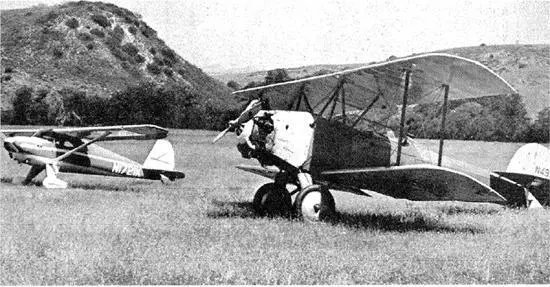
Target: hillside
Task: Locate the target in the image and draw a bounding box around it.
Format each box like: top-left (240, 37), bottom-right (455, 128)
top-left (0, 1), bottom-right (235, 119)
top-left (214, 44), bottom-right (549, 118)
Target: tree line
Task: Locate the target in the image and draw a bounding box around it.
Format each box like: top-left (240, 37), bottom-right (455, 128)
top-left (1, 82), bottom-right (239, 130)
top-left (1, 69), bottom-right (548, 143)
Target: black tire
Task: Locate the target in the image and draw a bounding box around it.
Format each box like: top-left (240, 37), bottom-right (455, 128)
top-left (294, 185), bottom-right (335, 222)
top-left (253, 183), bottom-right (292, 217)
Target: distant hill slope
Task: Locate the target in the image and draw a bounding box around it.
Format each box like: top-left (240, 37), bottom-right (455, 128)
top-left (0, 1), bottom-right (234, 112)
top-left (214, 44), bottom-right (549, 118)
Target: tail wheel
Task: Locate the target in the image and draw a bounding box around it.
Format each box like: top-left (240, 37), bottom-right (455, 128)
top-left (294, 184), bottom-right (335, 222)
top-left (253, 183), bottom-right (292, 217)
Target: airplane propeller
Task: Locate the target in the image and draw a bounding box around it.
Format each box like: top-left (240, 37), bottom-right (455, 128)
top-left (212, 99), bottom-right (262, 143)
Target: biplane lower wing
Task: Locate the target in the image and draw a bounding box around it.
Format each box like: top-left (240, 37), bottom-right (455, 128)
top-left (321, 164), bottom-right (506, 203)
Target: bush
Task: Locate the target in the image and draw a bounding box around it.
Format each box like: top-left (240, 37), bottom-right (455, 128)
top-left (12, 86), bottom-right (33, 124)
top-left (77, 32), bottom-right (93, 41)
top-left (527, 108), bottom-right (550, 142)
top-left (65, 17), bottom-right (79, 29)
top-left (227, 80), bottom-right (240, 90)
top-left (91, 14), bottom-right (111, 28)
top-left (111, 25), bottom-right (125, 43)
top-left (36, 11), bottom-right (58, 25)
top-left (164, 68), bottom-right (173, 77)
top-left (90, 28), bottom-right (105, 37)
top-left (147, 63), bottom-right (161, 75)
top-left (161, 48), bottom-right (177, 64)
top-left (149, 47), bottom-right (157, 55)
top-left (265, 69), bottom-right (291, 84)
top-left (128, 26), bottom-right (137, 35)
top-left (135, 54), bottom-right (145, 63)
top-left (121, 43), bottom-right (138, 56)
top-left (52, 47), bottom-right (63, 58)
top-left (140, 24), bottom-right (155, 38)
top-left (86, 43), bottom-right (94, 50)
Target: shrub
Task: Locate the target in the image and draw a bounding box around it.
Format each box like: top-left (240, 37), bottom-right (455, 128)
top-left (13, 86), bottom-right (33, 124)
top-left (90, 28), bottom-right (105, 37)
top-left (149, 47), bottom-right (157, 55)
top-left (86, 43), bottom-right (94, 50)
top-left (140, 24), bottom-right (155, 38)
top-left (134, 54), bottom-right (145, 63)
top-left (111, 25), bottom-right (125, 43)
top-left (121, 43), bottom-right (138, 56)
top-left (147, 63), bottom-right (162, 75)
top-left (177, 69), bottom-right (185, 77)
top-left (36, 11), bottom-right (58, 25)
top-left (164, 68), bottom-right (173, 77)
top-left (227, 80), bottom-right (240, 90)
top-left (128, 26), bottom-right (137, 35)
top-left (53, 47), bottom-right (63, 58)
top-left (65, 17), bottom-right (79, 29)
top-left (161, 48), bottom-right (177, 63)
top-left (91, 14), bottom-right (110, 28)
top-left (4, 67), bottom-right (13, 73)
top-left (153, 57), bottom-right (165, 66)
top-left (77, 32), bottom-right (93, 41)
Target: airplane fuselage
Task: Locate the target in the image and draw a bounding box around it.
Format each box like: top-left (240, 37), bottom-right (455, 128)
top-left (5, 136), bottom-right (148, 179)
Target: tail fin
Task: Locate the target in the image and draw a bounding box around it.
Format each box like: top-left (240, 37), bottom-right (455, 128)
top-left (490, 143), bottom-right (549, 207)
top-left (143, 140), bottom-right (175, 171)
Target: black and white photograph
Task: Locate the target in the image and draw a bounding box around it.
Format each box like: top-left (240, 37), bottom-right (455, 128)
top-left (0, 0), bottom-right (548, 284)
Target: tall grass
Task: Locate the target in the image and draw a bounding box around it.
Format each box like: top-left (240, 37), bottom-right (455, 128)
top-left (1, 130), bottom-right (548, 284)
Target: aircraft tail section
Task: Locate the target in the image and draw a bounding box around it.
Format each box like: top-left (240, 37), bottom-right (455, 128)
top-left (490, 143), bottom-right (549, 207)
top-left (143, 139), bottom-right (175, 171)
top-left (142, 140), bottom-right (185, 182)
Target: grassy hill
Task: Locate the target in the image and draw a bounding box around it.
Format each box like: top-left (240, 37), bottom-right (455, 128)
top-left (214, 44), bottom-right (549, 118)
top-left (0, 1), bottom-right (236, 125)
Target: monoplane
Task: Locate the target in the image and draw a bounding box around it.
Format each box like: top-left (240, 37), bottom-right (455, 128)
top-left (1, 124), bottom-right (185, 188)
top-left (215, 53), bottom-right (523, 221)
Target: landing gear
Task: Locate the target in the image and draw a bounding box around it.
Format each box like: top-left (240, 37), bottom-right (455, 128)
top-left (252, 178), bottom-right (336, 222)
top-left (294, 184), bottom-right (335, 222)
top-left (253, 183), bottom-right (292, 217)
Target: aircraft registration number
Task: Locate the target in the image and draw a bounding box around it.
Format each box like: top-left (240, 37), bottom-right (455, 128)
top-left (112, 162), bottom-right (144, 177)
top-left (535, 166), bottom-right (549, 178)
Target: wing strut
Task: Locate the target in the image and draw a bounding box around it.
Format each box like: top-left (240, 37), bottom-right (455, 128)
top-left (396, 70), bottom-right (412, 166)
top-left (55, 131), bottom-right (111, 162)
top-left (438, 84), bottom-right (450, 166)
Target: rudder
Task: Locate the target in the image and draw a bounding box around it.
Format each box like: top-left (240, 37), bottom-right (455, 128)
top-left (143, 139), bottom-right (175, 171)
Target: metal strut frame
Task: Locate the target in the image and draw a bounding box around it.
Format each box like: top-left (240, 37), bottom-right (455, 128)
top-left (396, 70), bottom-right (411, 166)
top-left (438, 84), bottom-right (450, 166)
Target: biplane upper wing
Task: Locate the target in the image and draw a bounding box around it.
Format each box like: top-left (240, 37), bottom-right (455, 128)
top-left (233, 53), bottom-right (517, 120)
top-left (321, 164), bottom-right (506, 203)
top-left (0, 124), bottom-right (168, 141)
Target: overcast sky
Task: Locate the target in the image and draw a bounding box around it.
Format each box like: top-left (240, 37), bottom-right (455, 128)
top-left (2, 0), bottom-right (549, 73)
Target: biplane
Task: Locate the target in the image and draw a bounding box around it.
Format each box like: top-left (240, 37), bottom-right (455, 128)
top-left (215, 53), bottom-right (521, 221)
top-left (1, 124), bottom-right (185, 188)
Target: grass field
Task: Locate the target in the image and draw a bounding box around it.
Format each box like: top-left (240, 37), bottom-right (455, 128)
top-left (1, 129), bottom-right (548, 284)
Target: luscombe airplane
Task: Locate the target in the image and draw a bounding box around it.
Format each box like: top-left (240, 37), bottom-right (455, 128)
top-left (1, 125), bottom-right (184, 188)
top-left (214, 53), bottom-right (531, 221)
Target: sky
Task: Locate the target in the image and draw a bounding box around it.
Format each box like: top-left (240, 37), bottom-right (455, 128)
top-left (1, 0), bottom-right (549, 73)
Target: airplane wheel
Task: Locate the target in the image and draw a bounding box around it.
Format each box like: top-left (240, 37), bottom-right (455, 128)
top-left (253, 183), bottom-right (292, 217)
top-left (294, 185), bottom-right (335, 222)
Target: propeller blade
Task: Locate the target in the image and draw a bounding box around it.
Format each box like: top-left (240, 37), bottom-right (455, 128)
top-left (212, 127), bottom-right (231, 144)
top-left (212, 99), bottom-right (263, 144)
